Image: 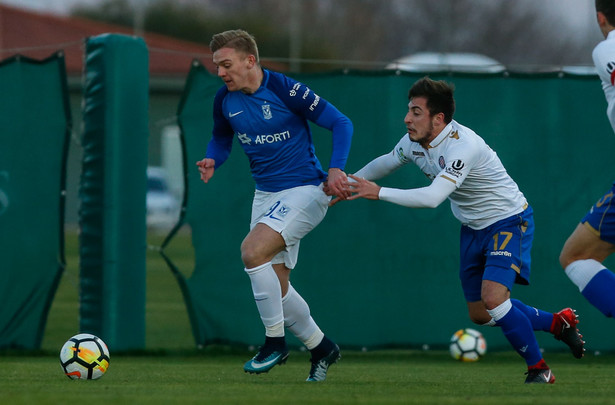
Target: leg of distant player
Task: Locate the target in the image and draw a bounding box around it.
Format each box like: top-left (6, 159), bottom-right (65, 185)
top-left (560, 222), bottom-right (615, 318)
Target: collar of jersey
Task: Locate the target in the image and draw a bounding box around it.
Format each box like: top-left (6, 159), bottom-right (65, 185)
top-left (427, 121), bottom-right (455, 149)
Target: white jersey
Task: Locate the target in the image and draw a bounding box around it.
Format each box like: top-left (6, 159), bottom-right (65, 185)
top-left (592, 30), bottom-right (615, 133)
top-left (375, 120), bottom-right (527, 230)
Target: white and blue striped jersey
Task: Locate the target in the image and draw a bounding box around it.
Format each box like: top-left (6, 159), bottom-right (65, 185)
top-left (205, 69), bottom-right (353, 192)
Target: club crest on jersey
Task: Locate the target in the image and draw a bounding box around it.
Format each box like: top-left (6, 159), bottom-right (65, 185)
top-left (262, 104), bottom-right (272, 120)
top-left (439, 156), bottom-right (446, 169)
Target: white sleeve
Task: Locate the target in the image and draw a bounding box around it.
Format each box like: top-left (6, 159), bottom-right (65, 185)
top-left (378, 175), bottom-right (457, 208)
top-left (353, 152), bottom-right (403, 181)
top-left (353, 135), bottom-right (411, 181)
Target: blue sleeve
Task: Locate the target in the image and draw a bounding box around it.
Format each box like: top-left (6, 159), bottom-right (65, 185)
top-left (268, 71), bottom-right (353, 170)
top-left (313, 103), bottom-right (353, 170)
top-left (205, 87), bottom-right (234, 169)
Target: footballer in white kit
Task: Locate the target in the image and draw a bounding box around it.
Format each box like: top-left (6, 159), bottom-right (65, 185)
top-left (380, 120), bottom-right (527, 231)
top-left (337, 77), bottom-right (584, 383)
top-left (559, 0), bottom-right (615, 321)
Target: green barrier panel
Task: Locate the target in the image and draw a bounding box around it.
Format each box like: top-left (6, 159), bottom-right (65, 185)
top-left (171, 65), bottom-right (615, 352)
top-left (79, 34), bottom-right (148, 351)
top-left (0, 53), bottom-right (71, 349)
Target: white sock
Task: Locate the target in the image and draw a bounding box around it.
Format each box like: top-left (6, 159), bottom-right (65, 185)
top-left (282, 283), bottom-right (323, 349)
top-left (565, 259), bottom-right (605, 292)
top-left (486, 299), bottom-right (512, 322)
top-left (245, 262), bottom-right (284, 337)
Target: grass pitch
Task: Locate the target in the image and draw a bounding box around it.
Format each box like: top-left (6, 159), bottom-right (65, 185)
top-left (1, 350), bottom-right (614, 404)
top-left (3, 231), bottom-right (614, 404)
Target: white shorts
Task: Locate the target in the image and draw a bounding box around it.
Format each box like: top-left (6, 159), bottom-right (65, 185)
top-left (251, 184), bottom-right (330, 269)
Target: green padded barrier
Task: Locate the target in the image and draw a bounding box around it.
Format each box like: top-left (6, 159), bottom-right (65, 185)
top-left (171, 65), bottom-right (615, 351)
top-left (79, 34), bottom-right (148, 351)
top-left (0, 53), bottom-right (71, 349)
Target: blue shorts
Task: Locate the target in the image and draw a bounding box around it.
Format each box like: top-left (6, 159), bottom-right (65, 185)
top-left (459, 206), bottom-right (534, 303)
top-left (581, 183), bottom-right (615, 244)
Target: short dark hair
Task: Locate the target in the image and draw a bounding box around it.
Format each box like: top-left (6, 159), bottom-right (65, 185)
top-left (408, 76), bottom-right (455, 123)
top-left (597, 0), bottom-right (615, 25)
top-left (209, 29), bottom-right (260, 62)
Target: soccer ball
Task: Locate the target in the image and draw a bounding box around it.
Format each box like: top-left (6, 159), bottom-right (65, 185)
top-left (60, 333), bottom-right (110, 380)
top-left (449, 328), bottom-right (487, 362)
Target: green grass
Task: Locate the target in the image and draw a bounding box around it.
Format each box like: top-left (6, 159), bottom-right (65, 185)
top-left (5, 230), bottom-right (615, 404)
top-left (1, 350), bottom-right (615, 404)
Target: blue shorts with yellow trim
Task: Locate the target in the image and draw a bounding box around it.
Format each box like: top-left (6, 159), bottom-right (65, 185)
top-left (459, 206), bottom-right (534, 303)
top-left (581, 183), bottom-right (615, 244)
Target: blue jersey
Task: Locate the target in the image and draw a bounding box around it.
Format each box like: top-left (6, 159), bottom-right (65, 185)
top-left (205, 69), bottom-right (353, 192)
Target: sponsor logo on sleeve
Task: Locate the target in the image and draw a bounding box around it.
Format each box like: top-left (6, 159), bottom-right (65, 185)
top-left (397, 147), bottom-right (411, 163)
top-left (444, 159), bottom-right (465, 178)
top-left (309, 94), bottom-right (321, 111)
top-left (290, 83), bottom-right (302, 96)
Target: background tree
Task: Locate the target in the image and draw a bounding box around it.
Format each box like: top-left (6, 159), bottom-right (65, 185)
top-left (70, 0), bottom-right (601, 71)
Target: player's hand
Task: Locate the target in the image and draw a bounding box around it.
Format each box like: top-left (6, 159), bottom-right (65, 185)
top-left (347, 174), bottom-right (381, 200)
top-left (196, 158), bottom-right (215, 183)
top-left (325, 168), bottom-right (351, 203)
top-left (323, 181), bottom-right (342, 206)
